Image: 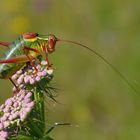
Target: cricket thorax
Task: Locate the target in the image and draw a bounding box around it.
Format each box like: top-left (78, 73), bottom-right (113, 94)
top-left (23, 32), bottom-right (57, 54)
top-left (22, 33), bottom-right (47, 57)
top-left (24, 41), bottom-right (48, 59)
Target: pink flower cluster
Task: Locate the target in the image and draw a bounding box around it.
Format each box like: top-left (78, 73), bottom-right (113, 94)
top-left (0, 90), bottom-right (34, 139)
top-left (11, 60), bottom-right (53, 87)
top-left (0, 60), bottom-right (54, 139)
top-left (0, 131), bottom-right (8, 140)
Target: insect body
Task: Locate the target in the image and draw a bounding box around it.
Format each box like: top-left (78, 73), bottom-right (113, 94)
top-left (0, 32), bottom-right (137, 94)
top-left (0, 33), bottom-right (57, 79)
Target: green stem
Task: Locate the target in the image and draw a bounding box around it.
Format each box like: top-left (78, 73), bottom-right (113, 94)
top-left (25, 87), bottom-right (46, 138)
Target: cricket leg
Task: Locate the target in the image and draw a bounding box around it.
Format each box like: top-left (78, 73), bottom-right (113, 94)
top-left (42, 44), bottom-right (53, 69)
top-left (0, 55), bottom-right (29, 64)
top-left (9, 78), bottom-right (18, 88)
top-left (9, 78), bottom-right (20, 95)
top-left (0, 55), bottom-right (29, 94)
top-left (23, 46), bottom-right (40, 54)
top-left (22, 46), bottom-right (41, 74)
top-left (46, 54), bottom-right (53, 69)
top-left (0, 41), bottom-right (10, 47)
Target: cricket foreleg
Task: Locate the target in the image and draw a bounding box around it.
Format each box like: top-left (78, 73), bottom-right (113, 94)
top-left (42, 44), bottom-right (52, 69)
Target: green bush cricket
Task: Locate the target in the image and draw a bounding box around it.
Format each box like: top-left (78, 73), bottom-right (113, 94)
top-left (0, 32), bottom-right (137, 94)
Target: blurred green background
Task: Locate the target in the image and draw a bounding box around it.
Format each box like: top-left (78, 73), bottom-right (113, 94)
top-left (0, 0), bottom-right (140, 139)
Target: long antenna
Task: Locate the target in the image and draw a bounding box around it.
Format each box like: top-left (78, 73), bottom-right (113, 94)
top-left (57, 38), bottom-right (138, 94)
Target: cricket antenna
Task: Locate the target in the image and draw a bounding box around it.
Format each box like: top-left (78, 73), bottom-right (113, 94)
top-left (57, 38), bottom-right (138, 95)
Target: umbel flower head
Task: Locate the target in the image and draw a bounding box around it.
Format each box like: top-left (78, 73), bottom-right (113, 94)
top-left (0, 130), bottom-right (8, 139)
top-left (0, 90), bottom-right (34, 139)
top-left (12, 60), bottom-right (55, 100)
top-left (0, 60), bottom-right (56, 139)
top-left (12, 60), bottom-right (53, 90)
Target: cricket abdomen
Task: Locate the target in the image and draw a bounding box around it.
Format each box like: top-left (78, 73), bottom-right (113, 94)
top-left (0, 63), bottom-right (24, 79)
top-left (0, 34), bottom-right (46, 79)
top-left (0, 36), bottom-right (25, 79)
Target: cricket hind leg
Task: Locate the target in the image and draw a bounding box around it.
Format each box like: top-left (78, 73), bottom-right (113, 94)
top-left (0, 41), bottom-right (10, 47)
top-left (9, 78), bottom-right (20, 95)
top-left (0, 55), bottom-right (29, 64)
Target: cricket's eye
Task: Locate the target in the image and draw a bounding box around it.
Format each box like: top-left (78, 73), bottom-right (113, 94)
top-left (48, 34), bottom-right (57, 50)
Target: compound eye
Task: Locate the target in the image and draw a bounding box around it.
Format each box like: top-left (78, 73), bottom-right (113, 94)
top-left (49, 38), bottom-right (55, 48)
top-left (48, 35), bottom-right (57, 49)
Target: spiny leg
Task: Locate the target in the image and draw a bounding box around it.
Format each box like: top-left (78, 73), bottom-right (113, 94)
top-left (22, 46), bottom-right (40, 74)
top-left (23, 46), bottom-right (40, 54)
top-left (25, 54), bottom-right (38, 73)
top-left (0, 41), bottom-right (10, 47)
top-left (9, 78), bottom-right (19, 94)
top-left (0, 55), bottom-right (29, 64)
top-left (0, 55), bottom-right (29, 94)
top-left (42, 44), bottom-right (52, 69)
